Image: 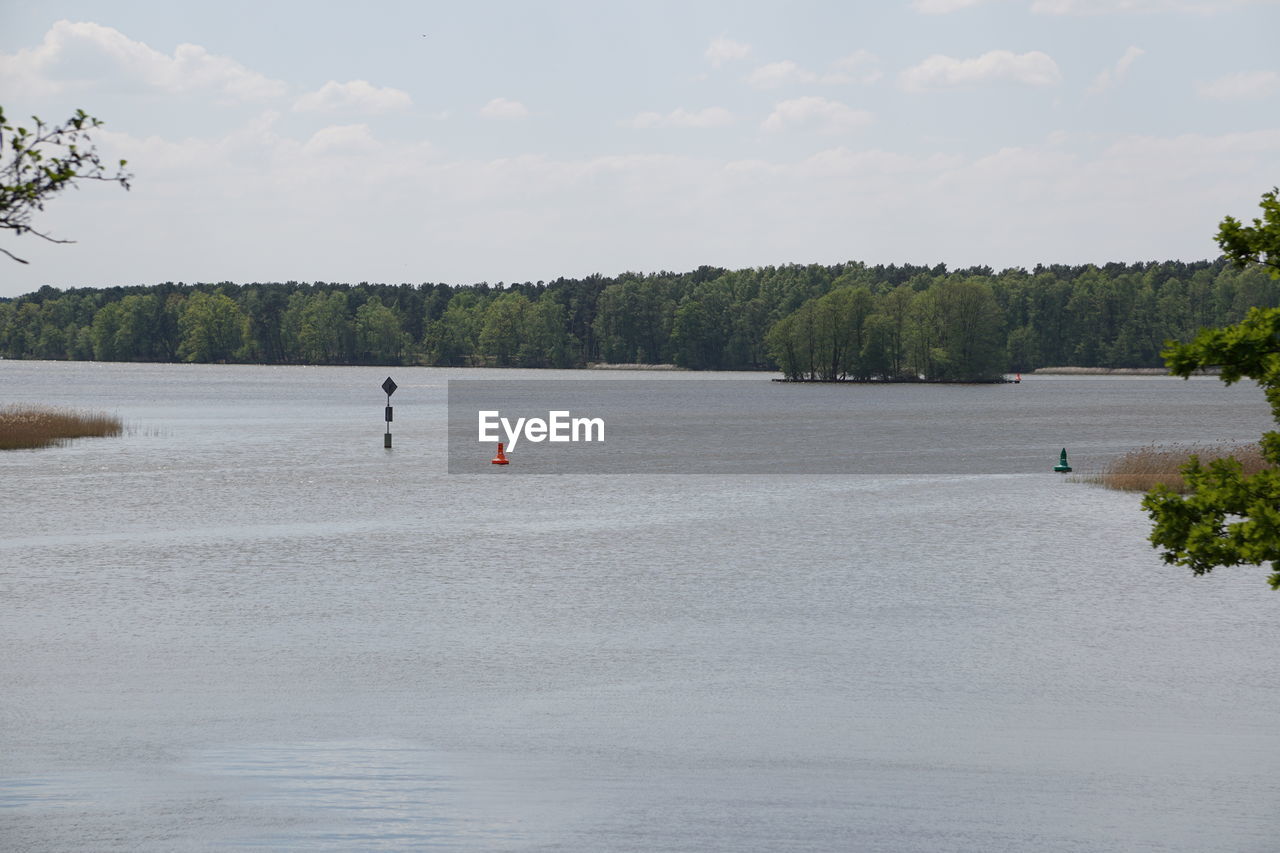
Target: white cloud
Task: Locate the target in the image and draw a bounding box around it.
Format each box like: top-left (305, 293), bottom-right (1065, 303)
top-left (825, 51), bottom-right (883, 85)
top-left (912, 0), bottom-right (997, 12)
top-left (1030, 0), bottom-right (1261, 13)
top-left (900, 50), bottom-right (1061, 91)
top-left (747, 60), bottom-right (819, 89)
top-left (747, 52), bottom-right (881, 89)
top-left (0, 19), bottom-right (287, 100)
top-left (294, 79), bottom-right (412, 113)
top-left (9, 114), bottom-right (1279, 293)
top-left (302, 124), bottom-right (381, 157)
top-left (480, 97), bottom-right (529, 119)
top-left (1088, 45), bottom-right (1145, 93)
top-left (1112, 45), bottom-right (1146, 76)
top-left (762, 97), bottom-right (874, 133)
top-left (706, 37), bottom-right (751, 67)
top-left (1196, 70), bottom-right (1280, 100)
top-left (911, 0), bottom-right (1272, 12)
top-left (622, 107), bottom-right (734, 129)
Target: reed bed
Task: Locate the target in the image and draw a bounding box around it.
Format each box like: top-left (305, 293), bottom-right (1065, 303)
top-left (1084, 442), bottom-right (1270, 493)
top-left (0, 405), bottom-right (124, 450)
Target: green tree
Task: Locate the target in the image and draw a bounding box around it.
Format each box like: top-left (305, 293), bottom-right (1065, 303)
top-left (283, 290), bottom-right (351, 364)
top-left (520, 297), bottom-right (573, 368)
top-left (1215, 188), bottom-right (1280, 277)
top-left (860, 313), bottom-right (895, 379)
top-left (769, 299), bottom-right (821, 380)
top-left (1143, 188), bottom-right (1280, 589)
top-left (177, 291), bottom-right (246, 362)
top-left (824, 286), bottom-right (874, 380)
top-left (906, 287), bottom-right (946, 379)
top-left (670, 298), bottom-right (721, 370)
top-left (765, 312), bottom-right (803, 380)
top-left (90, 301), bottom-right (124, 361)
top-left (593, 277), bottom-right (674, 364)
top-left (113, 293), bottom-right (172, 361)
top-left (424, 289), bottom-right (486, 366)
top-left (5, 301), bottom-right (40, 357)
top-left (930, 278), bottom-right (1005, 381)
top-left (1, 106), bottom-right (131, 263)
top-left (478, 291), bottom-right (530, 366)
top-left (1006, 325), bottom-right (1039, 372)
top-left (354, 297), bottom-right (409, 364)
top-left (240, 285), bottom-right (289, 363)
top-left (878, 285), bottom-right (915, 379)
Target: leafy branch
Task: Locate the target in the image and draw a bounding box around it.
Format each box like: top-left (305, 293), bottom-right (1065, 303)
top-left (1143, 187), bottom-right (1280, 590)
top-left (1216, 187), bottom-right (1280, 277)
top-left (0, 106), bottom-right (133, 263)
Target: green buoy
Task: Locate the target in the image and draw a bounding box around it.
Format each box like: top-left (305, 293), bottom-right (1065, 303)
top-left (1053, 448), bottom-right (1072, 473)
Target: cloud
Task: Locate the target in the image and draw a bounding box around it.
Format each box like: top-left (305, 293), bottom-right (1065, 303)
top-left (762, 97), bottom-right (874, 133)
top-left (911, 0), bottom-right (1267, 12)
top-left (480, 97), bottom-right (529, 119)
top-left (302, 124), bottom-right (381, 157)
top-left (747, 60), bottom-right (818, 89)
top-left (747, 52), bottom-right (881, 89)
top-left (706, 36), bottom-right (751, 67)
top-left (1088, 45), bottom-right (1145, 93)
top-left (1030, 0), bottom-right (1259, 13)
top-left (900, 50), bottom-right (1061, 91)
top-left (0, 19), bottom-right (287, 100)
top-left (622, 107), bottom-right (734, 129)
top-left (912, 0), bottom-right (997, 12)
top-left (9, 114), bottom-right (1279, 294)
top-left (1196, 70), bottom-right (1280, 100)
top-left (825, 51), bottom-right (883, 85)
top-left (294, 79), bottom-right (412, 113)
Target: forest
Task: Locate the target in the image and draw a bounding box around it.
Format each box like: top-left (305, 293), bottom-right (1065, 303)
top-left (0, 258), bottom-right (1276, 381)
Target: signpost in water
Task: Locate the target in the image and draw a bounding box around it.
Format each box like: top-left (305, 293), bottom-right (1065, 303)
top-left (382, 377), bottom-right (397, 449)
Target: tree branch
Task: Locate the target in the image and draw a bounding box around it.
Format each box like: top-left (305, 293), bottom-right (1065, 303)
top-left (26, 227), bottom-right (75, 246)
top-left (0, 106), bottom-right (131, 261)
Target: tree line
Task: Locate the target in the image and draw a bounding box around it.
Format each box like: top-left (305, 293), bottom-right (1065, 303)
top-left (0, 259), bottom-right (1275, 376)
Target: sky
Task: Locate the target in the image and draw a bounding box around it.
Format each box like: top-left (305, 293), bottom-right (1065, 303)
top-left (1, 0), bottom-right (1278, 298)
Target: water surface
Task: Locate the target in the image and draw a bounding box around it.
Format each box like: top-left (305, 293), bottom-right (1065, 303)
top-left (2, 362), bottom-right (1277, 852)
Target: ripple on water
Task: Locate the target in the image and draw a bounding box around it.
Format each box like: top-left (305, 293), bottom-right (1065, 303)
top-left (184, 740), bottom-right (577, 850)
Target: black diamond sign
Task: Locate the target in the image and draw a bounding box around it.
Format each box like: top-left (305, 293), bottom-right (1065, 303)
top-left (382, 377), bottom-right (397, 396)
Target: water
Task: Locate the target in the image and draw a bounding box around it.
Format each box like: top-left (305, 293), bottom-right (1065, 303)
top-left (2, 362), bottom-right (1278, 852)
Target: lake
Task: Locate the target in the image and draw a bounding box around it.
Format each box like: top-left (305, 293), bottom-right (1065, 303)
top-left (1, 361), bottom-right (1278, 852)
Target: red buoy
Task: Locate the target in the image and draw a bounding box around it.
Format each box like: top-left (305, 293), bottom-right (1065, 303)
top-left (491, 442), bottom-right (509, 465)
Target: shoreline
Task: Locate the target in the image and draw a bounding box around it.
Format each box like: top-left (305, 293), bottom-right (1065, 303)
top-left (0, 357), bottom-right (1217, 376)
top-left (771, 376), bottom-right (1014, 384)
top-left (584, 362), bottom-right (687, 371)
top-left (1031, 366), bottom-right (1219, 376)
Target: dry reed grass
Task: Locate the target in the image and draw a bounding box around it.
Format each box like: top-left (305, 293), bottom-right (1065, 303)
top-left (1085, 442), bottom-right (1270, 493)
top-left (0, 405), bottom-right (123, 450)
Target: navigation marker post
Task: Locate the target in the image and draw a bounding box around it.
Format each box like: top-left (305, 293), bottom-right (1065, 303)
top-left (382, 376), bottom-right (397, 449)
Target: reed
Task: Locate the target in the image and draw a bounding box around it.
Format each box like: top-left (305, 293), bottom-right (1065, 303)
top-left (0, 405), bottom-right (124, 450)
top-left (1085, 442), bottom-right (1270, 493)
